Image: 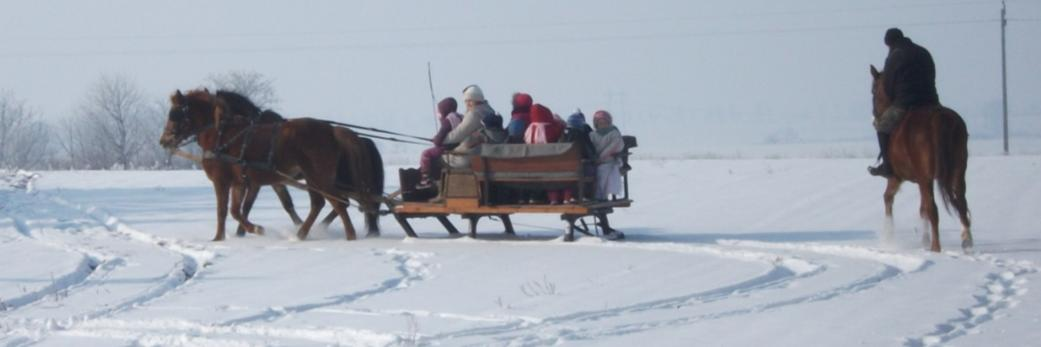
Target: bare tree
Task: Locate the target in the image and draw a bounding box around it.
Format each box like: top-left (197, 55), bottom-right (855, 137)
top-left (0, 91), bottom-right (51, 170)
top-left (60, 75), bottom-right (153, 169)
top-left (206, 70), bottom-right (279, 109)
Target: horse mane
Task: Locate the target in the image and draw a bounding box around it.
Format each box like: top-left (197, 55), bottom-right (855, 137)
top-left (215, 90), bottom-right (286, 122)
top-left (215, 90), bottom-right (261, 117)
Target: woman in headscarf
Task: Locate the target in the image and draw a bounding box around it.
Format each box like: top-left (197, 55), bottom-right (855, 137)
top-left (417, 97), bottom-right (462, 187)
top-left (590, 110), bottom-right (624, 200)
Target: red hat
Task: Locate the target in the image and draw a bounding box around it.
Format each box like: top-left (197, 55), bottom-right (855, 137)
top-left (512, 93), bottom-right (533, 110)
top-left (530, 103), bottom-right (554, 123)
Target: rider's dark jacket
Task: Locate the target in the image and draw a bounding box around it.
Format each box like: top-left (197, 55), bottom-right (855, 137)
top-left (882, 37), bottom-right (940, 108)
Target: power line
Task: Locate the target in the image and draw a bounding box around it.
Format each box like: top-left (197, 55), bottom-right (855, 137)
top-left (0, 1), bottom-right (1001, 43)
top-left (0, 18), bottom-right (1001, 59)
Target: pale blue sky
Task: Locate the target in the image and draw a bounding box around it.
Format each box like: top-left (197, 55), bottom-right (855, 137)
top-left (1, 0), bottom-right (1039, 154)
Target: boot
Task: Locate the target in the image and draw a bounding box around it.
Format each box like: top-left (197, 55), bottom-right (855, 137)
top-left (868, 132), bottom-right (893, 177)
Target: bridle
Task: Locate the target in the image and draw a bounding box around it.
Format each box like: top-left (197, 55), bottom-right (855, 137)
top-left (168, 103), bottom-right (214, 149)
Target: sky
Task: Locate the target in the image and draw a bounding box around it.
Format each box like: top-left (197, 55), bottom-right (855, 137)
top-left (1, 0), bottom-right (1039, 156)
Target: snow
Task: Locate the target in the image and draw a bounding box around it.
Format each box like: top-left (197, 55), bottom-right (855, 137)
top-left (2, 156), bottom-right (1040, 346)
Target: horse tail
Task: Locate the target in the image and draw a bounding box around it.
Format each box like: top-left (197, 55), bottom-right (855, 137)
top-left (359, 137), bottom-right (383, 233)
top-left (362, 137), bottom-right (385, 197)
top-left (934, 106), bottom-right (969, 214)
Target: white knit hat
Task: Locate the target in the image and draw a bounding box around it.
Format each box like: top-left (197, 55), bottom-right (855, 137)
top-left (462, 84), bottom-right (485, 102)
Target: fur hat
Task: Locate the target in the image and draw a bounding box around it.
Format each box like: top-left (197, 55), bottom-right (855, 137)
top-left (567, 110), bottom-right (586, 129)
top-left (462, 85), bottom-right (485, 102)
top-left (884, 28), bottom-right (904, 46)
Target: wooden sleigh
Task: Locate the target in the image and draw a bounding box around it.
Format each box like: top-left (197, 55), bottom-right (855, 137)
top-left (391, 136), bottom-right (636, 241)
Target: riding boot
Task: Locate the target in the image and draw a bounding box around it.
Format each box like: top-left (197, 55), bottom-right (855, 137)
top-left (868, 132), bottom-right (893, 177)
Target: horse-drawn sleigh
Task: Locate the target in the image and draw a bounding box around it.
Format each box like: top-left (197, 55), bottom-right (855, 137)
top-left (160, 88), bottom-right (636, 242)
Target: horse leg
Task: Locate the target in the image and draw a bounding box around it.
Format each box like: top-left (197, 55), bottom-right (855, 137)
top-left (235, 184), bottom-right (254, 237)
top-left (918, 183), bottom-right (941, 252)
top-left (320, 210), bottom-right (338, 228)
top-left (229, 184), bottom-right (263, 236)
top-left (241, 184), bottom-right (264, 235)
top-left (364, 199), bottom-right (381, 237)
top-left (329, 197), bottom-right (357, 240)
top-left (272, 184), bottom-right (303, 226)
top-left (212, 180), bottom-right (231, 242)
top-left (956, 200), bottom-right (973, 252)
top-left (882, 178), bottom-right (902, 243)
top-left (952, 169), bottom-right (973, 252)
top-left (296, 190), bottom-right (325, 240)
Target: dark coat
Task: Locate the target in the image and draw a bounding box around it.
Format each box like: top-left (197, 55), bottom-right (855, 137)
top-left (882, 37), bottom-right (939, 108)
top-left (562, 124), bottom-right (597, 160)
top-left (479, 128), bottom-right (509, 145)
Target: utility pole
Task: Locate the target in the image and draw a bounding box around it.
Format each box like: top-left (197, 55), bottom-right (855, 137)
top-left (1001, 0), bottom-right (1009, 155)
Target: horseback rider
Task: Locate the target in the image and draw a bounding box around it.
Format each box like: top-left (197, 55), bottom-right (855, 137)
top-left (869, 28), bottom-right (940, 177)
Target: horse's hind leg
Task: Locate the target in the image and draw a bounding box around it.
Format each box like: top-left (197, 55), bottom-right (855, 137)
top-left (328, 197), bottom-right (357, 240)
top-left (882, 178), bottom-right (902, 243)
top-left (320, 210), bottom-right (338, 228)
top-left (296, 190), bottom-right (325, 240)
top-left (364, 198), bottom-right (380, 237)
top-left (272, 184), bottom-right (303, 226)
top-left (953, 175), bottom-right (973, 251)
top-left (918, 183), bottom-right (941, 252)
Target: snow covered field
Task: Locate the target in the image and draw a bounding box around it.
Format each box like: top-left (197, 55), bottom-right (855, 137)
top-left (2, 156), bottom-right (1040, 346)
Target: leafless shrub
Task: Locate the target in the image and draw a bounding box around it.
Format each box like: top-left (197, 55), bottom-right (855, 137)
top-left (520, 275), bottom-right (557, 297)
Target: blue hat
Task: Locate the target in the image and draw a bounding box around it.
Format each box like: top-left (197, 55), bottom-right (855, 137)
top-left (567, 111), bottom-right (586, 129)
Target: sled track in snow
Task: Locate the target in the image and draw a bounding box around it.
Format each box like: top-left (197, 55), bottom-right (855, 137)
top-left (48, 196), bottom-right (214, 320)
top-left (220, 248), bottom-right (434, 326)
top-left (1, 217), bottom-right (103, 312)
top-left (0, 190), bottom-right (215, 345)
top-left (904, 253), bottom-right (1038, 347)
top-left (413, 239), bottom-right (926, 345)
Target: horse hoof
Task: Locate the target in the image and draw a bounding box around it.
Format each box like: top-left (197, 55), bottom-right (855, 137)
top-left (366, 231), bottom-right (380, 238)
top-left (346, 234), bottom-right (358, 241)
top-left (253, 226), bottom-right (266, 235)
top-left (213, 236), bottom-right (225, 242)
top-left (235, 228), bottom-right (247, 237)
top-left (962, 239), bottom-right (974, 253)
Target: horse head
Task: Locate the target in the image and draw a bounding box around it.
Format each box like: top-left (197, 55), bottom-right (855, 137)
top-left (870, 65), bottom-right (890, 119)
top-left (159, 89), bottom-right (219, 149)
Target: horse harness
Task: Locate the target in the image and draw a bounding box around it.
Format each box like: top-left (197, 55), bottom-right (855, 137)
top-left (203, 111), bottom-right (283, 186)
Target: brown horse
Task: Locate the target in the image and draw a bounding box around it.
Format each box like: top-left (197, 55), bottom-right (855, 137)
top-left (213, 90), bottom-right (384, 236)
top-left (870, 65), bottom-right (972, 252)
top-left (209, 90), bottom-right (302, 235)
top-left (160, 89), bottom-right (360, 241)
